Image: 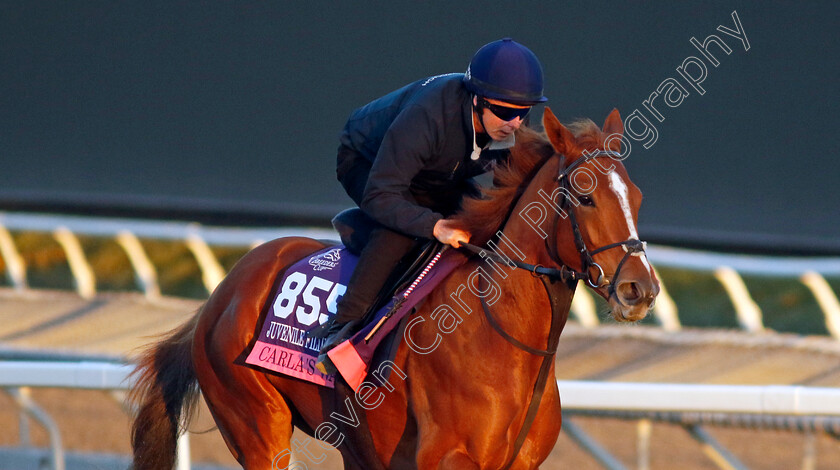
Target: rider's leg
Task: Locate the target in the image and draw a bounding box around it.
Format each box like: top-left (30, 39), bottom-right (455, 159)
top-left (334, 226), bottom-right (418, 323)
top-left (314, 226), bottom-right (419, 374)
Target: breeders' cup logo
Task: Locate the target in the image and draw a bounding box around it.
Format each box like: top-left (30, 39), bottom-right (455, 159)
top-left (309, 249), bottom-right (341, 271)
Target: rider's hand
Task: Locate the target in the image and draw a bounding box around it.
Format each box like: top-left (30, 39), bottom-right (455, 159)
top-left (433, 218), bottom-right (471, 248)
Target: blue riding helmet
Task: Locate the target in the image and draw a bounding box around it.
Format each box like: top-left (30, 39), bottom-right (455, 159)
top-left (464, 38), bottom-right (548, 106)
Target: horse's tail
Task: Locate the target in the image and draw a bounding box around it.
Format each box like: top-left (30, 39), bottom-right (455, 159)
top-left (129, 312), bottom-right (201, 470)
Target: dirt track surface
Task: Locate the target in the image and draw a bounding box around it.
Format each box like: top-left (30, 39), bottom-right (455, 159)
top-left (2, 288), bottom-right (840, 469)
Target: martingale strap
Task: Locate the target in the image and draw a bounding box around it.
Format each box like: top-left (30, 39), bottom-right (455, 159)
top-left (478, 273), bottom-right (573, 470)
top-left (481, 291), bottom-right (553, 357)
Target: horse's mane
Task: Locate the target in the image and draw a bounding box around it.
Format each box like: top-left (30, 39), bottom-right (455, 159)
top-left (455, 119), bottom-right (602, 244)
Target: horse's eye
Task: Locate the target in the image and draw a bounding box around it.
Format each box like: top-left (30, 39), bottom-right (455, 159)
top-left (577, 195), bottom-right (595, 206)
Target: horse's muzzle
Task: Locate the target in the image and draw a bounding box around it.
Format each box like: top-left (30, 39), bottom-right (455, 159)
top-left (611, 278), bottom-right (659, 322)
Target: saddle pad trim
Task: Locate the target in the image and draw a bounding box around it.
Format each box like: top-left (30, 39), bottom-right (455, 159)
top-left (245, 341), bottom-right (335, 387)
top-left (328, 340), bottom-right (368, 390)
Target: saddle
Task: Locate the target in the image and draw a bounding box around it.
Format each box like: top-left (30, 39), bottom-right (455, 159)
top-left (241, 209), bottom-right (457, 390)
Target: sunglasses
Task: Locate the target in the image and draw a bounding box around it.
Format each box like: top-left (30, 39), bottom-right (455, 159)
top-left (478, 98), bottom-right (531, 121)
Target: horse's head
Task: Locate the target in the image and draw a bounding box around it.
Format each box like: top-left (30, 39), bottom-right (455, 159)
top-left (536, 107), bottom-right (659, 321)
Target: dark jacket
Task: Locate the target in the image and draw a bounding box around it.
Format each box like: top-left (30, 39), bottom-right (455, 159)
top-left (337, 73), bottom-right (507, 238)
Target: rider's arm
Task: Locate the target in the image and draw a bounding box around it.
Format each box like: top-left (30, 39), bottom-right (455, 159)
top-left (360, 104), bottom-right (444, 239)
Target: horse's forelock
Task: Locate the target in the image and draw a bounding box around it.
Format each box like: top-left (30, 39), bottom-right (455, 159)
top-left (565, 118), bottom-right (610, 158)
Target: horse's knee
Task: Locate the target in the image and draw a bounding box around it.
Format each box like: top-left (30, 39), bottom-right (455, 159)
top-left (270, 448), bottom-right (310, 470)
top-left (441, 451), bottom-right (480, 470)
top-left (420, 449), bottom-right (479, 470)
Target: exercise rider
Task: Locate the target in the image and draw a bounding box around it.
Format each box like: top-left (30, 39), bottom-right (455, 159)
top-left (314, 38), bottom-right (548, 374)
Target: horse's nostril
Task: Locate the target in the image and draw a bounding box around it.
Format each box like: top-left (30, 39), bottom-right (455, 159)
top-left (617, 281), bottom-right (641, 303)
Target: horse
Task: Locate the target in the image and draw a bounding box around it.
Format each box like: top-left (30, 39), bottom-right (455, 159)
top-left (129, 107), bottom-right (659, 469)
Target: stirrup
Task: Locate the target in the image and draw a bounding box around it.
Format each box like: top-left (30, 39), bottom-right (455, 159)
top-left (315, 351), bottom-right (337, 375)
top-left (314, 319), bottom-right (360, 374)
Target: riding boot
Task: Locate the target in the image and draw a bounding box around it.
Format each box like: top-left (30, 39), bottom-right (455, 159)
top-left (314, 226), bottom-right (420, 373)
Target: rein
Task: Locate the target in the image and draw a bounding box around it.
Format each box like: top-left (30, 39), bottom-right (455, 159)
top-left (459, 242), bottom-right (583, 283)
top-left (456, 149), bottom-right (649, 469)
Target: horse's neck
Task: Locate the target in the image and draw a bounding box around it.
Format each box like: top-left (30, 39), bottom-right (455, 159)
top-left (480, 221), bottom-right (574, 350)
top-left (481, 159), bottom-right (579, 344)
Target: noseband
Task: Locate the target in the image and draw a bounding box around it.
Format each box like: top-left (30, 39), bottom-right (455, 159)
top-left (549, 150), bottom-right (648, 305)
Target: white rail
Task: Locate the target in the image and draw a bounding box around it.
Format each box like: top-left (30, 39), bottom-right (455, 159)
top-left (0, 361), bottom-right (134, 389)
top-left (0, 212), bottom-right (335, 246)
top-left (3, 361), bottom-right (840, 470)
top-left (557, 380), bottom-right (840, 416)
top-left (646, 245), bottom-right (840, 277)
top-left (3, 361), bottom-right (838, 417)
top-left (0, 361), bottom-right (190, 470)
top-left (0, 212), bottom-right (839, 338)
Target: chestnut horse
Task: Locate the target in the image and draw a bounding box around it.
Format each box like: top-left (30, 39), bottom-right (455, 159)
top-left (129, 107), bottom-right (659, 469)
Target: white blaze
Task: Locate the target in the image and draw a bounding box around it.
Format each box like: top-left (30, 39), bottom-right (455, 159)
top-left (608, 171), bottom-right (651, 271)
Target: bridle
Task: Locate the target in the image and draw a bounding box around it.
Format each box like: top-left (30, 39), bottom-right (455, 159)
top-left (548, 149), bottom-right (648, 305)
top-left (462, 148), bottom-right (648, 305)
top-left (457, 148), bottom-right (650, 469)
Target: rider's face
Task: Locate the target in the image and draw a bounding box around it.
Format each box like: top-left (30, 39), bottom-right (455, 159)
top-left (474, 97), bottom-right (531, 141)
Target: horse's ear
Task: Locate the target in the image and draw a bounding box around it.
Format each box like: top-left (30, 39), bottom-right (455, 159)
top-left (603, 108), bottom-right (623, 136)
top-left (543, 107), bottom-right (575, 154)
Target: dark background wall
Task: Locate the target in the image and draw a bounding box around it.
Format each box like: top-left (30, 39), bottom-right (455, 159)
top-left (1, 1), bottom-right (837, 253)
